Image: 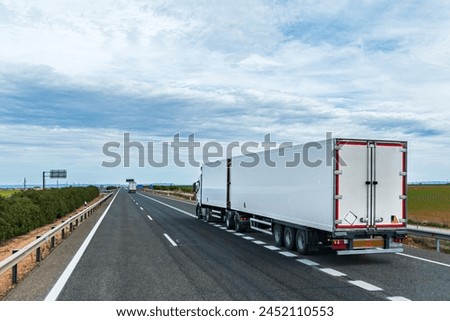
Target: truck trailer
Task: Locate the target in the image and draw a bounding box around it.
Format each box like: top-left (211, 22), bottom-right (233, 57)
top-left (195, 138), bottom-right (407, 255)
top-left (128, 181), bottom-right (137, 193)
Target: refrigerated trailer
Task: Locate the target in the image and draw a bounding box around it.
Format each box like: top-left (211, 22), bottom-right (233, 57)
top-left (128, 181), bottom-right (137, 193)
top-left (195, 138), bottom-right (407, 255)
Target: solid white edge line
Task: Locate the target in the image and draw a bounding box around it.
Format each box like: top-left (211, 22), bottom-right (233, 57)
top-left (396, 252), bottom-right (450, 268)
top-left (45, 190), bottom-right (120, 301)
top-left (138, 193), bottom-right (196, 218)
top-left (147, 215), bottom-right (153, 221)
top-left (163, 233), bottom-right (178, 247)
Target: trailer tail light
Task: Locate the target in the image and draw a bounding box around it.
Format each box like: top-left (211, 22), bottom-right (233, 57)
top-left (332, 239), bottom-right (348, 250)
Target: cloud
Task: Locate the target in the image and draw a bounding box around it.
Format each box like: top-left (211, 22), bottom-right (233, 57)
top-left (0, 1), bottom-right (450, 184)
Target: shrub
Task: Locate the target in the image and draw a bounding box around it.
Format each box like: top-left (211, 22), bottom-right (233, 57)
top-left (0, 186), bottom-right (99, 244)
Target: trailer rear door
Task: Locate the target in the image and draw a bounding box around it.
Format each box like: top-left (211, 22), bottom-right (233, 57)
top-left (335, 140), bottom-right (407, 229)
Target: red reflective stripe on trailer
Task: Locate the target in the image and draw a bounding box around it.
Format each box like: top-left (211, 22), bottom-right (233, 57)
top-left (335, 147), bottom-right (340, 221)
top-left (336, 224), bottom-right (368, 229)
top-left (402, 149), bottom-right (407, 220)
top-left (337, 141), bottom-right (367, 146)
top-left (377, 143), bottom-right (405, 147)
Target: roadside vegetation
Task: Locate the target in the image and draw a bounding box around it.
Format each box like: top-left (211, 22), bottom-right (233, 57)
top-left (0, 190), bottom-right (20, 198)
top-left (0, 186), bottom-right (99, 243)
top-left (151, 185), bottom-right (194, 193)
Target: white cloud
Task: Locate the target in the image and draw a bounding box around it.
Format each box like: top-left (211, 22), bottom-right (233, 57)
top-left (0, 1), bottom-right (450, 183)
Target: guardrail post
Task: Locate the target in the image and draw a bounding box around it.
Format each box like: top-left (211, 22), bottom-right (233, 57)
top-left (50, 227), bottom-right (55, 249)
top-left (36, 236), bottom-right (41, 262)
top-left (70, 222), bottom-right (73, 232)
top-left (436, 239), bottom-right (441, 253)
top-left (76, 218), bottom-right (79, 227)
top-left (12, 249), bottom-right (18, 284)
top-left (61, 222), bottom-right (66, 239)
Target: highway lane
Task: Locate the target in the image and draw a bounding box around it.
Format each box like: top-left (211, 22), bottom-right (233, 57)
top-left (54, 189), bottom-right (382, 300)
top-left (134, 191), bottom-right (450, 301)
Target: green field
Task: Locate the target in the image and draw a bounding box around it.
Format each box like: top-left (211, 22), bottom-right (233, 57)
top-left (408, 185), bottom-right (450, 227)
top-left (0, 189), bottom-right (20, 198)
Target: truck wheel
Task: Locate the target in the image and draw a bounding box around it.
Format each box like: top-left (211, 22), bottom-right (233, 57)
top-left (235, 220), bottom-right (242, 232)
top-left (226, 212), bottom-right (235, 229)
top-left (205, 208), bottom-right (212, 222)
top-left (296, 229), bottom-right (309, 255)
top-left (284, 227), bottom-right (296, 250)
top-left (273, 224), bottom-right (284, 247)
top-left (196, 205), bottom-right (202, 219)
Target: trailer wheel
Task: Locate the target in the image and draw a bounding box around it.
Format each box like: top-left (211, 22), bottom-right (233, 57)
top-left (235, 219), bottom-right (244, 232)
top-left (284, 227), bottom-right (296, 250)
top-left (226, 212), bottom-right (235, 229)
top-left (196, 205), bottom-right (202, 220)
top-left (273, 224), bottom-right (284, 247)
top-left (296, 229), bottom-right (308, 255)
top-left (205, 208), bottom-right (212, 222)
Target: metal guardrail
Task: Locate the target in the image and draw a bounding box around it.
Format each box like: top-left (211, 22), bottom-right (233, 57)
top-left (0, 192), bottom-right (114, 284)
top-left (407, 227), bottom-right (450, 253)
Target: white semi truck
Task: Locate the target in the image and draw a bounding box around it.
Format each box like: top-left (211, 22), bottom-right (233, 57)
top-left (195, 138), bottom-right (407, 255)
top-left (128, 181), bottom-right (137, 193)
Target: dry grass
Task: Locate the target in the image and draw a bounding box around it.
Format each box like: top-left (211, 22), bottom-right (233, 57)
top-left (408, 185), bottom-right (450, 227)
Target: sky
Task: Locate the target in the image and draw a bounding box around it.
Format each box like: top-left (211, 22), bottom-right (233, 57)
top-left (1, 0), bottom-right (450, 186)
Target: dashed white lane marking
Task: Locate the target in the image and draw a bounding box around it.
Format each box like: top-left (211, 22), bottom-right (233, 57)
top-left (297, 259), bottom-right (319, 266)
top-left (163, 233), bottom-right (178, 247)
top-left (387, 296), bottom-right (411, 301)
top-left (253, 240), bottom-right (266, 245)
top-left (140, 193), bottom-right (415, 301)
top-left (396, 252), bottom-right (450, 268)
top-left (226, 230), bottom-right (235, 233)
top-left (140, 207), bottom-right (144, 211)
top-left (242, 236), bottom-right (255, 240)
top-left (279, 251), bottom-right (297, 257)
top-left (320, 268), bottom-right (346, 277)
top-left (139, 194), bottom-right (196, 218)
top-left (349, 280), bottom-right (383, 291)
top-left (147, 215), bottom-right (153, 221)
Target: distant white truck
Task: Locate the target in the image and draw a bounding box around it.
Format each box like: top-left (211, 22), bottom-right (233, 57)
top-left (128, 181), bottom-right (137, 193)
top-left (195, 138), bottom-right (408, 255)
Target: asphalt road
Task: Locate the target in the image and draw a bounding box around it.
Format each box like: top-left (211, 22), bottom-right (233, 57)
top-left (37, 188), bottom-right (448, 301)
